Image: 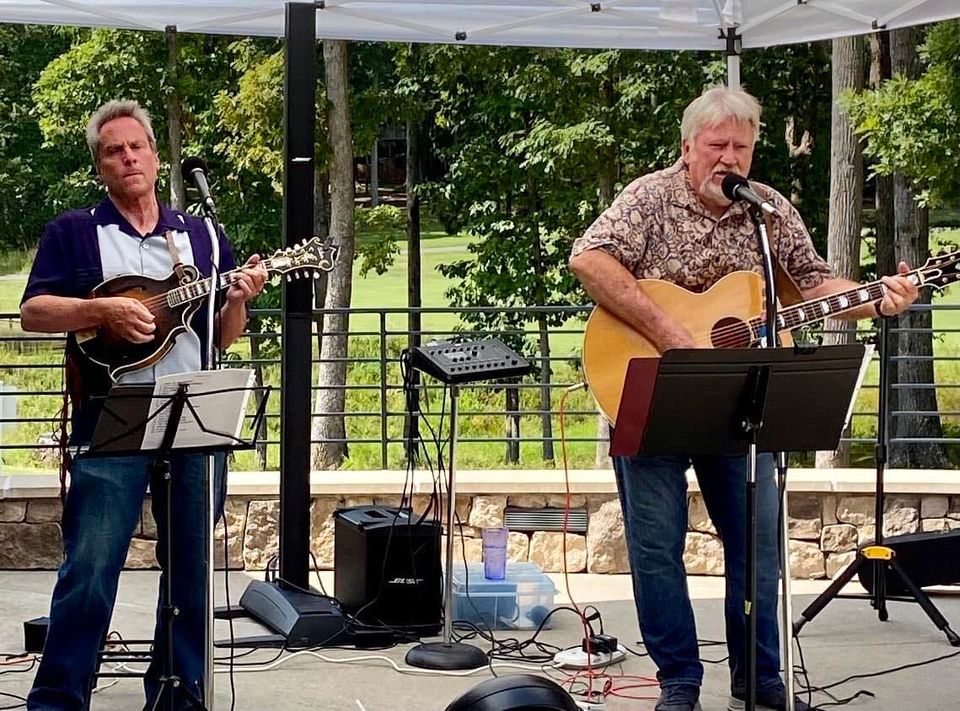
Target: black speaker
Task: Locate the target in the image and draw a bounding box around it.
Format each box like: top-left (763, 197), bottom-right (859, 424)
top-left (446, 674), bottom-right (579, 711)
top-left (334, 505), bottom-right (441, 635)
top-left (858, 530), bottom-right (960, 595)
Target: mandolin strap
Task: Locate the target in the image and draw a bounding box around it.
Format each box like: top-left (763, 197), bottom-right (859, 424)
top-left (163, 230), bottom-right (190, 284)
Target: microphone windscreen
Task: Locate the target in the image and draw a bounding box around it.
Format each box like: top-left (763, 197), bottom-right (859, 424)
top-left (721, 173), bottom-right (748, 201)
top-left (180, 155), bottom-right (208, 183)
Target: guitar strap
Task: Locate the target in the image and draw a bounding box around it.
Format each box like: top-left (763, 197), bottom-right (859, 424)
top-left (163, 230), bottom-right (191, 284)
top-left (762, 211), bottom-right (804, 307)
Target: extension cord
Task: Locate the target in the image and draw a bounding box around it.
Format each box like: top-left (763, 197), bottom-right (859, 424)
top-left (553, 645), bottom-right (627, 669)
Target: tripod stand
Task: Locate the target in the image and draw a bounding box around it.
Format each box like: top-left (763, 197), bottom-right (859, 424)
top-left (793, 318), bottom-right (960, 646)
top-left (147, 384), bottom-right (208, 711)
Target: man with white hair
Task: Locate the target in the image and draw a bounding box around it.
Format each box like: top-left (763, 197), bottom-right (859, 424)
top-left (21, 100), bottom-right (267, 710)
top-left (569, 87), bottom-right (918, 711)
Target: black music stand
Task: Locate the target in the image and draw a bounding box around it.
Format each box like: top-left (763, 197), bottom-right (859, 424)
top-left (80, 375), bottom-right (264, 711)
top-left (611, 345), bottom-right (865, 711)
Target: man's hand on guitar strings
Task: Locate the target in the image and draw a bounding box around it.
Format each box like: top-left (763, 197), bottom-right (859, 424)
top-left (877, 261), bottom-right (920, 317)
top-left (226, 254), bottom-right (269, 304)
top-left (99, 296), bottom-right (156, 344)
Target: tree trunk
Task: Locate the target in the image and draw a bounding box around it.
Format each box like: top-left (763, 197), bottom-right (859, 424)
top-left (886, 28), bottom-right (948, 469)
top-left (311, 41), bottom-right (356, 470)
top-left (871, 31), bottom-right (898, 425)
top-left (505, 382), bottom-right (520, 464)
top-left (369, 137), bottom-right (379, 207)
top-left (594, 77), bottom-right (617, 465)
top-left (313, 169), bottom-right (331, 365)
top-left (526, 172), bottom-right (554, 462)
top-left (164, 26), bottom-right (186, 210)
top-left (817, 35), bottom-right (865, 468)
top-left (404, 116), bottom-right (423, 457)
top-left (249, 325), bottom-right (267, 470)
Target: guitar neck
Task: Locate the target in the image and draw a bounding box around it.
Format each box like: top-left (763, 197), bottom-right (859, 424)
top-left (750, 270), bottom-right (924, 338)
top-left (166, 258), bottom-right (282, 307)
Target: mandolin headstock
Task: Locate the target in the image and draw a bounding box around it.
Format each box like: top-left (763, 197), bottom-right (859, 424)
top-left (266, 237), bottom-right (339, 279)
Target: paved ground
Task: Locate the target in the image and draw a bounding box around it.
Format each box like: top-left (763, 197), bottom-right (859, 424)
top-left (1, 571), bottom-right (958, 710)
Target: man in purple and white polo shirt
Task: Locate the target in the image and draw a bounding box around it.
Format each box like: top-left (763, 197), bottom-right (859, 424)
top-left (20, 100), bottom-right (267, 711)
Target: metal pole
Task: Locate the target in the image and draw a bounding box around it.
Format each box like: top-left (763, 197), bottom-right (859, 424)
top-left (778, 455), bottom-right (795, 711)
top-left (725, 29), bottom-right (742, 89)
top-left (442, 385), bottom-right (459, 643)
top-left (279, 1), bottom-right (317, 589)
top-left (200, 214), bottom-right (220, 709)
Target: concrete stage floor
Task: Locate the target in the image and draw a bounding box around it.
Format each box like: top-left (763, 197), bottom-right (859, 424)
top-left (1, 571), bottom-right (958, 710)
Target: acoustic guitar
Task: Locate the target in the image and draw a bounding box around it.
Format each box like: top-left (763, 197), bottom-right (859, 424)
top-left (74, 237), bottom-right (338, 380)
top-left (582, 253), bottom-right (960, 424)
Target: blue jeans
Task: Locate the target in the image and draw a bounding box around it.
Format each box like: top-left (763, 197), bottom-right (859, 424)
top-left (613, 453), bottom-right (781, 694)
top-left (29, 453), bottom-right (226, 711)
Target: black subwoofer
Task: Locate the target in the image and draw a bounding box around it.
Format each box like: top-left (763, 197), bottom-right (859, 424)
top-left (334, 505), bottom-right (442, 635)
top-left (858, 529), bottom-right (960, 595)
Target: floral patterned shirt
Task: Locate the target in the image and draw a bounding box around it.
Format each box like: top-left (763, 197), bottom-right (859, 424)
top-left (571, 159), bottom-right (832, 293)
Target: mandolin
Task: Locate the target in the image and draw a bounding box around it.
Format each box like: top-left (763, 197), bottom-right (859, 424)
top-left (582, 252), bottom-right (960, 424)
top-left (74, 237), bottom-right (338, 380)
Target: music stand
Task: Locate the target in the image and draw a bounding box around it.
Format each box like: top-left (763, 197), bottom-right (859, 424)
top-left (611, 345), bottom-right (865, 711)
top-left (80, 371), bottom-right (264, 711)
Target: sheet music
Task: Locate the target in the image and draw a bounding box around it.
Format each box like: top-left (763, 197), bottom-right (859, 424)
top-left (844, 344), bottom-right (875, 430)
top-left (142, 369), bottom-right (255, 450)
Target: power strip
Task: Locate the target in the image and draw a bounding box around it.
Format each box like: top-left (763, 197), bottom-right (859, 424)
top-left (553, 645), bottom-right (627, 669)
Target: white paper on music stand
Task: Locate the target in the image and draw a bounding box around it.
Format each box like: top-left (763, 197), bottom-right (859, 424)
top-left (843, 345), bottom-right (875, 430)
top-left (142, 369), bottom-right (255, 450)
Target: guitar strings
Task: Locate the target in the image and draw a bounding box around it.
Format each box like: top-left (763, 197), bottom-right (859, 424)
top-left (134, 262), bottom-right (273, 313)
top-left (666, 261), bottom-right (942, 349)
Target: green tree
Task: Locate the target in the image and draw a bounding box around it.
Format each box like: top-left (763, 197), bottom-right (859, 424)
top-left (0, 25), bottom-right (74, 251)
top-left (842, 21), bottom-right (960, 207)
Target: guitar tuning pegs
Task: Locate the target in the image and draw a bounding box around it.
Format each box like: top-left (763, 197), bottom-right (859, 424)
top-left (312, 271), bottom-right (320, 279)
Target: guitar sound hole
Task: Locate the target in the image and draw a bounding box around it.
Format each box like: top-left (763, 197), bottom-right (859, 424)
top-left (710, 317), bottom-right (752, 349)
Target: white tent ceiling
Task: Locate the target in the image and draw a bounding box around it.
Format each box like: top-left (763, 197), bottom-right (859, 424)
top-left (0, 1), bottom-right (956, 49)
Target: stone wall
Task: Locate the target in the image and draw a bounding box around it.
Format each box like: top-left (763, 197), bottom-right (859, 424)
top-left (2, 492), bottom-right (958, 579)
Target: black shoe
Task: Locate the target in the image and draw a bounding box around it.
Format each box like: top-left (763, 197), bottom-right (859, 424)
top-left (656, 684), bottom-right (702, 711)
top-left (728, 685), bottom-right (820, 711)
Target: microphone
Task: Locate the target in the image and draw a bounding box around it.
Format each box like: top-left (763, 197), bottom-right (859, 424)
top-left (720, 174), bottom-right (778, 216)
top-left (181, 155), bottom-right (217, 215)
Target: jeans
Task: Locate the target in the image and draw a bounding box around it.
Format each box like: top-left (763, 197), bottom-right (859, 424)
top-left (613, 453), bottom-right (781, 694)
top-left (28, 453), bottom-right (226, 711)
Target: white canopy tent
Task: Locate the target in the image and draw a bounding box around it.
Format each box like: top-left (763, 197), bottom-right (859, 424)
top-left (0, 0), bottom-right (956, 49)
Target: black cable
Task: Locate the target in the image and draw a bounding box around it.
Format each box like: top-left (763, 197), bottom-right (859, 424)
top-left (221, 508), bottom-right (237, 711)
top-left (0, 689), bottom-right (27, 709)
top-left (803, 646), bottom-right (960, 694)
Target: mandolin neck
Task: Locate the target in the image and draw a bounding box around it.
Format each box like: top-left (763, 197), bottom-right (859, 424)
top-left (165, 258), bottom-right (282, 307)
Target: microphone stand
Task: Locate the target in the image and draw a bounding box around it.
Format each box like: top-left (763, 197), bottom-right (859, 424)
top-left (748, 207), bottom-right (794, 711)
top-left (198, 205), bottom-right (221, 710)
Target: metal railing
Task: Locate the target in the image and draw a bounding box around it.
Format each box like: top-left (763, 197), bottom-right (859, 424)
top-left (0, 304), bottom-right (957, 470)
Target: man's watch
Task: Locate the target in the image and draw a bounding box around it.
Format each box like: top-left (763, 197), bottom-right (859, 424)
top-left (874, 300), bottom-right (890, 318)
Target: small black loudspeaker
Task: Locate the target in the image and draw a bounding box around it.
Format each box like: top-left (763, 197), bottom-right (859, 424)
top-left (858, 530), bottom-right (960, 595)
top-left (446, 675), bottom-right (579, 711)
top-left (334, 505), bottom-right (441, 635)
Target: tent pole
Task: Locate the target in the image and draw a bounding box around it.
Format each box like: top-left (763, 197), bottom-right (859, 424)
top-left (724, 28), bottom-right (741, 89)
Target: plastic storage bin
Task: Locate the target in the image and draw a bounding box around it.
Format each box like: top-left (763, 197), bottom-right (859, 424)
top-left (450, 562), bottom-right (557, 630)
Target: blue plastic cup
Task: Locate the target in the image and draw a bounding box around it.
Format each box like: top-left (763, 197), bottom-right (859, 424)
top-left (482, 527), bottom-right (509, 580)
